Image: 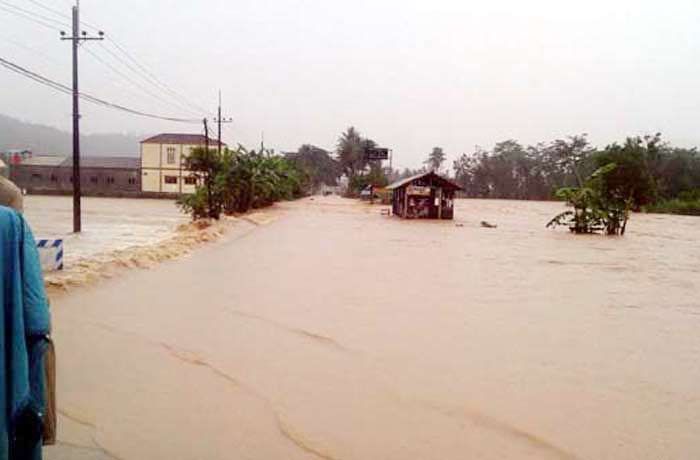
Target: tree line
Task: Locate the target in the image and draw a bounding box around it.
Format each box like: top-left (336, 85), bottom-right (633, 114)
top-left (285, 126), bottom-right (389, 195)
top-left (178, 130), bottom-right (700, 221)
top-left (451, 134), bottom-right (700, 208)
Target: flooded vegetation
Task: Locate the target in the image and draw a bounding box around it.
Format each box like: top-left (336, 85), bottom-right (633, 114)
top-left (46, 196), bottom-right (700, 460)
top-left (4, 1), bottom-right (700, 458)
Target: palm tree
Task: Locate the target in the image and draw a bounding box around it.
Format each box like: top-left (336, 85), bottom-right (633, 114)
top-left (425, 147), bottom-right (446, 172)
top-left (337, 127), bottom-right (366, 179)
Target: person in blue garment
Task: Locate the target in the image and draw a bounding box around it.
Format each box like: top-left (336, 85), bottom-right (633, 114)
top-left (0, 205), bottom-right (51, 460)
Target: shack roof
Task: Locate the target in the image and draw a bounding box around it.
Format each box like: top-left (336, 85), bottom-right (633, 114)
top-left (386, 171), bottom-right (462, 191)
top-left (141, 133), bottom-right (226, 146)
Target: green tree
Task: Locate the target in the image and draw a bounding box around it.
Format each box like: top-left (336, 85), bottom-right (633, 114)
top-left (179, 146), bottom-right (225, 219)
top-left (286, 144), bottom-right (340, 190)
top-left (179, 146), bottom-right (308, 220)
top-left (544, 135), bottom-right (594, 187)
top-left (595, 136), bottom-right (658, 211)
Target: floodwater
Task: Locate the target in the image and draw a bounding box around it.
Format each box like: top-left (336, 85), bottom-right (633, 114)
top-left (23, 195), bottom-right (186, 264)
top-left (45, 196), bottom-right (700, 460)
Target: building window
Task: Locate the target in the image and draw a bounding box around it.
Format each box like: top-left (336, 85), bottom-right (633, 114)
top-left (50, 175), bottom-right (58, 182)
top-left (128, 177), bottom-right (136, 185)
top-left (184, 176), bottom-right (197, 185)
top-left (164, 176), bottom-right (178, 184)
top-left (106, 177), bottom-right (115, 184)
top-left (31, 173), bottom-right (42, 180)
top-left (166, 147), bottom-right (176, 164)
top-left (90, 177), bottom-right (98, 184)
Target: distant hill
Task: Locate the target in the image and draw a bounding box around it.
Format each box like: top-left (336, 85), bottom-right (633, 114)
top-left (0, 114), bottom-right (146, 157)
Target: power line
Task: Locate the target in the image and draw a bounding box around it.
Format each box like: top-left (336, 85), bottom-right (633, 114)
top-left (0, 34), bottom-right (63, 65)
top-left (13, 0), bottom-right (208, 118)
top-left (0, 3), bottom-right (62, 30)
top-left (83, 46), bottom-right (202, 117)
top-left (104, 37), bottom-right (212, 115)
top-left (0, 56), bottom-right (201, 123)
top-left (24, 0), bottom-right (71, 21)
top-left (2, 2), bottom-right (211, 123)
top-left (0, 3), bottom-right (210, 121)
top-left (57, 4), bottom-right (211, 117)
top-left (0, 0), bottom-right (69, 28)
top-left (95, 42), bottom-right (205, 117)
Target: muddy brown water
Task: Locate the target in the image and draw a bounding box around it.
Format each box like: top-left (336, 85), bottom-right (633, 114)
top-left (44, 197), bottom-right (700, 460)
top-left (24, 196), bottom-right (186, 264)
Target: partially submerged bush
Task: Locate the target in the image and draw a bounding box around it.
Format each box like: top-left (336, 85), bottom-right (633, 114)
top-left (178, 145), bottom-right (309, 220)
top-left (547, 163), bottom-right (634, 235)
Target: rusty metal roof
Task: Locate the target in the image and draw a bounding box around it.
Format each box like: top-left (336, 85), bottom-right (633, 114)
top-left (15, 155), bottom-right (67, 167)
top-left (386, 171), bottom-right (462, 191)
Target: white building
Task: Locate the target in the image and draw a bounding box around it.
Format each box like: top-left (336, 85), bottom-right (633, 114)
top-left (140, 133), bottom-right (225, 194)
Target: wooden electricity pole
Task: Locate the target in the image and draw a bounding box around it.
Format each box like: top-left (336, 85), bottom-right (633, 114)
top-left (60, 0), bottom-right (103, 233)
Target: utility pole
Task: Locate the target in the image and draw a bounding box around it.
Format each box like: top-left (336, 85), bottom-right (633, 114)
top-left (202, 117), bottom-right (214, 218)
top-left (60, 0), bottom-right (103, 233)
top-left (203, 118), bottom-right (209, 152)
top-left (213, 90), bottom-right (232, 155)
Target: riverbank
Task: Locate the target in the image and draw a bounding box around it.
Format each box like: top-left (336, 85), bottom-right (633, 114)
top-left (45, 196), bottom-right (700, 460)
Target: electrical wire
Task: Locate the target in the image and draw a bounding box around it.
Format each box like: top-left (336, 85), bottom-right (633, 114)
top-left (0, 3), bottom-right (62, 30)
top-left (37, 1), bottom-right (212, 117)
top-left (3, 2), bottom-right (215, 123)
top-left (83, 46), bottom-right (202, 117)
top-left (24, 0), bottom-right (72, 21)
top-left (0, 34), bottom-right (63, 65)
top-left (0, 0), bottom-right (69, 28)
top-left (0, 56), bottom-right (201, 123)
top-left (31, 0), bottom-right (102, 32)
top-left (10, 1), bottom-right (205, 117)
top-left (95, 42), bottom-right (207, 117)
top-left (104, 38), bottom-right (211, 115)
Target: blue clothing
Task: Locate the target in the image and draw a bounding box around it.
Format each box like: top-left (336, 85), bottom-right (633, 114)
top-left (0, 206), bottom-right (50, 460)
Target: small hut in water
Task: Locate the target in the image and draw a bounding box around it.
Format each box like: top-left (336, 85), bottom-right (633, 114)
top-left (387, 171), bottom-right (462, 219)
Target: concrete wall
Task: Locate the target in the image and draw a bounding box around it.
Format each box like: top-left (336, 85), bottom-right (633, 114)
top-left (11, 165), bottom-right (141, 196)
top-left (140, 142), bottom-right (200, 194)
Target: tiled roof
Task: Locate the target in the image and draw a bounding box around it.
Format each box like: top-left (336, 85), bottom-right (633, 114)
top-left (141, 133), bottom-right (225, 146)
top-left (61, 156), bottom-right (141, 169)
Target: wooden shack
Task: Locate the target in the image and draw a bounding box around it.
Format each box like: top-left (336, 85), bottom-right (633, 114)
top-left (387, 171), bottom-right (462, 219)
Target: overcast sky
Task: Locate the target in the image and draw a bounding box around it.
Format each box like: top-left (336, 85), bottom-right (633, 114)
top-left (1, 0), bottom-right (699, 169)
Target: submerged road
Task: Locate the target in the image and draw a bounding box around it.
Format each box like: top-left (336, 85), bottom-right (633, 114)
top-left (45, 197), bottom-right (700, 460)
